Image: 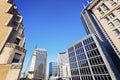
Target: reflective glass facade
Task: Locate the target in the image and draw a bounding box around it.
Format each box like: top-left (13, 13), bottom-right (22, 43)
top-left (49, 62), bottom-right (58, 77)
top-left (34, 49), bottom-right (47, 80)
top-left (68, 34), bottom-right (119, 80)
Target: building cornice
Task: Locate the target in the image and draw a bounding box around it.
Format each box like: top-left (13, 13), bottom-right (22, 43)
top-left (87, 0), bottom-right (101, 10)
top-left (5, 43), bottom-right (26, 53)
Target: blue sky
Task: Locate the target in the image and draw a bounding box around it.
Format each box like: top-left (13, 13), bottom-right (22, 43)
top-left (14, 0), bottom-right (91, 73)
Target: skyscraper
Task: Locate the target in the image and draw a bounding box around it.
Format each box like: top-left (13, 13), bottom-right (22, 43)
top-left (27, 48), bottom-right (47, 80)
top-left (81, 7), bottom-right (107, 42)
top-left (58, 52), bottom-right (71, 80)
top-left (81, 0), bottom-right (120, 59)
top-left (81, 0), bottom-right (120, 74)
top-left (0, 0), bottom-right (26, 80)
top-left (67, 34), bottom-right (120, 80)
top-left (49, 62), bottom-right (59, 80)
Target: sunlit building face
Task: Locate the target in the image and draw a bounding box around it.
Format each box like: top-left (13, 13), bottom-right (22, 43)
top-left (68, 34), bottom-right (120, 80)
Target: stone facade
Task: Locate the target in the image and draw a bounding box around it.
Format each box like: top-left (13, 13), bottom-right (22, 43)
top-left (85, 0), bottom-right (120, 58)
top-left (0, 0), bottom-right (26, 80)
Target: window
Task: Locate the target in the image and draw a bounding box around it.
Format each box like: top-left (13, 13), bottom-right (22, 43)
top-left (75, 42), bottom-right (82, 49)
top-left (113, 29), bottom-right (120, 35)
top-left (14, 38), bottom-right (20, 45)
top-left (12, 21), bottom-right (17, 25)
top-left (97, 8), bottom-right (104, 14)
top-left (12, 53), bottom-right (21, 63)
top-left (68, 47), bottom-right (74, 53)
top-left (104, 17), bottom-right (110, 22)
top-left (109, 0), bottom-right (117, 6)
top-left (108, 22), bottom-right (115, 28)
top-left (117, 7), bottom-right (120, 13)
top-left (114, 19), bottom-right (120, 25)
top-left (101, 3), bottom-right (109, 11)
top-left (109, 13), bottom-right (115, 19)
top-left (15, 16), bottom-right (21, 22)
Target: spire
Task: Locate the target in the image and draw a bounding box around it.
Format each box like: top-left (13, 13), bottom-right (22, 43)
top-left (35, 44), bottom-right (37, 49)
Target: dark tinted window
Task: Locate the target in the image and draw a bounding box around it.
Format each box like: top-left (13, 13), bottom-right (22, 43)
top-left (12, 53), bottom-right (21, 63)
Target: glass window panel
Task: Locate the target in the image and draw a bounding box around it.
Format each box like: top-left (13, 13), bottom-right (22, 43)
top-left (12, 53), bottom-right (21, 63)
top-left (113, 29), bottom-right (120, 35)
top-left (108, 22), bottom-right (115, 28)
top-left (101, 3), bottom-right (110, 11)
top-left (75, 42), bottom-right (82, 49)
top-left (97, 7), bottom-right (104, 14)
top-left (109, 0), bottom-right (117, 6)
top-left (14, 38), bottom-right (20, 45)
top-left (109, 13), bottom-right (115, 19)
top-left (104, 17), bottom-right (110, 22)
top-left (68, 47), bottom-right (74, 53)
top-left (114, 18), bottom-right (120, 25)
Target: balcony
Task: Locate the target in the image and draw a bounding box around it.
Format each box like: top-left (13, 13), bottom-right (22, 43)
top-left (5, 43), bottom-right (26, 53)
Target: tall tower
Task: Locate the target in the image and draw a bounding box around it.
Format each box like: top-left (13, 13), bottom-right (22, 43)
top-left (27, 48), bottom-right (47, 80)
top-left (49, 62), bottom-right (59, 80)
top-left (81, 0), bottom-right (120, 59)
top-left (81, 0), bottom-right (120, 74)
top-left (0, 0), bottom-right (26, 80)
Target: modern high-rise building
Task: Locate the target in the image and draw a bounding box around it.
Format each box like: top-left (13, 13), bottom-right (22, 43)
top-left (49, 62), bottom-right (59, 80)
top-left (0, 0), bottom-right (26, 80)
top-left (58, 52), bottom-right (71, 80)
top-left (67, 34), bottom-right (120, 80)
top-left (27, 48), bottom-right (47, 80)
top-left (81, 0), bottom-right (120, 59)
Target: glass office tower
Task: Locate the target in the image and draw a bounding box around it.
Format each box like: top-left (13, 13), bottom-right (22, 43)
top-left (28, 48), bottom-right (47, 80)
top-left (68, 34), bottom-right (120, 80)
top-left (34, 49), bottom-right (47, 80)
top-left (49, 62), bottom-right (59, 80)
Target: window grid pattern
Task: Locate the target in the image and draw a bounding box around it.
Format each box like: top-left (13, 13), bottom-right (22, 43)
top-left (97, 3), bottom-right (110, 15)
top-left (109, 0), bottom-right (117, 6)
top-left (101, 3), bottom-right (110, 12)
top-left (68, 36), bottom-right (112, 80)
